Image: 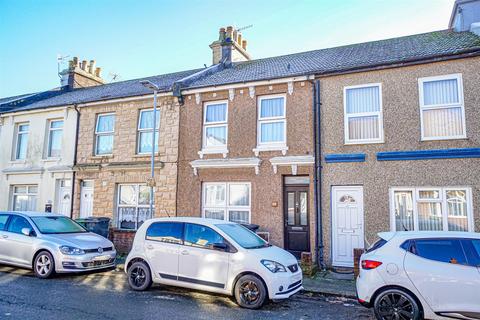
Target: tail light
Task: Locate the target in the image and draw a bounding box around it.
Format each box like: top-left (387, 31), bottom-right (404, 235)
top-left (361, 260), bottom-right (382, 270)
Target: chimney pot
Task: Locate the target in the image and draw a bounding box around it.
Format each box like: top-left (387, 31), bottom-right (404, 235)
top-left (81, 60), bottom-right (87, 71)
top-left (226, 26), bottom-right (233, 40)
top-left (242, 40), bottom-right (247, 50)
top-left (237, 33), bottom-right (242, 46)
top-left (73, 57), bottom-right (79, 67)
top-left (95, 67), bottom-right (101, 77)
top-left (88, 60), bottom-right (96, 74)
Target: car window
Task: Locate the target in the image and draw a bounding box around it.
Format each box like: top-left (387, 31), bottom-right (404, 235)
top-left (0, 215), bottom-right (9, 231)
top-left (461, 239), bottom-right (480, 267)
top-left (414, 239), bottom-right (467, 265)
top-left (184, 223), bottom-right (224, 249)
top-left (145, 222), bottom-right (183, 244)
top-left (7, 215), bottom-right (33, 235)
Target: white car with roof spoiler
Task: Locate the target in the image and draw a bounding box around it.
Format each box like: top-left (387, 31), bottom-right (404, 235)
top-left (125, 217), bottom-right (303, 309)
top-left (356, 231), bottom-right (480, 320)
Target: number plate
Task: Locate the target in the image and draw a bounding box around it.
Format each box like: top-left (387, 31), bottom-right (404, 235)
top-left (93, 255), bottom-right (110, 261)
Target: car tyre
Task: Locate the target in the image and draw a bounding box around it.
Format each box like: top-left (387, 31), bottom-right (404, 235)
top-left (234, 274), bottom-right (267, 309)
top-left (373, 288), bottom-right (422, 320)
top-left (33, 251), bottom-right (55, 279)
top-left (127, 261), bottom-right (152, 291)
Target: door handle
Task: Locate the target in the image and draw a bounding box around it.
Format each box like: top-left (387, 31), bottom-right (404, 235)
top-left (146, 244), bottom-right (154, 250)
top-left (1, 235), bottom-right (8, 239)
top-left (181, 250), bottom-right (189, 255)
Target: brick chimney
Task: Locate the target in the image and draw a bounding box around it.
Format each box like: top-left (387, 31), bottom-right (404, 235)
top-left (60, 57), bottom-right (105, 89)
top-left (209, 26), bottom-right (251, 65)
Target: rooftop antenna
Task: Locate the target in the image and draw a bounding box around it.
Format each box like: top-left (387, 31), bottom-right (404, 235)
top-left (57, 54), bottom-right (70, 79)
top-left (108, 71), bottom-right (122, 82)
top-left (237, 24), bottom-right (253, 32)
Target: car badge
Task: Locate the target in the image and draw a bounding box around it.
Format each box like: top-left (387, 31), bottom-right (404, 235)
top-left (98, 247), bottom-right (103, 254)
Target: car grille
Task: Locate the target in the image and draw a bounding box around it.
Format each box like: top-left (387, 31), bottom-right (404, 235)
top-left (288, 263), bottom-right (299, 273)
top-left (82, 258), bottom-right (115, 268)
top-left (288, 280), bottom-right (302, 289)
top-left (83, 247), bottom-right (114, 253)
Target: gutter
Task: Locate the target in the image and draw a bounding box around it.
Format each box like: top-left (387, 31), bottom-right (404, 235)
top-left (70, 104), bottom-right (80, 219)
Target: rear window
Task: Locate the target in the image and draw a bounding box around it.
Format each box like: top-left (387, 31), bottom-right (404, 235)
top-left (414, 239), bottom-right (467, 265)
top-left (461, 239), bottom-right (480, 267)
top-left (366, 238), bottom-right (387, 253)
top-left (0, 215), bottom-right (9, 231)
top-left (145, 222), bottom-right (183, 244)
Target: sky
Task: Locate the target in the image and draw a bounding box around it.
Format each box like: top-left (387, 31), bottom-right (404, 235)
top-left (0, 0), bottom-right (455, 98)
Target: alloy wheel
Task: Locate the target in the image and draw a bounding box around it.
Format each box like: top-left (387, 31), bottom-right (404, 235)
top-left (376, 292), bottom-right (415, 320)
top-left (239, 280), bottom-right (260, 305)
top-left (36, 254), bottom-right (51, 276)
top-left (130, 266), bottom-right (147, 288)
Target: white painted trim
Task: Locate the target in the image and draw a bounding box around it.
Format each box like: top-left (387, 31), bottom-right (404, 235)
top-left (256, 94), bottom-right (287, 150)
top-left (253, 145), bottom-right (288, 156)
top-left (343, 83), bottom-right (384, 145)
top-left (202, 100), bottom-right (228, 152)
top-left (202, 182), bottom-right (252, 224)
top-left (182, 75), bottom-right (314, 95)
top-left (331, 186), bottom-right (364, 268)
top-left (94, 113), bottom-right (116, 156)
top-left (136, 108), bottom-right (160, 155)
top-left (190, 157), bottom-right (261, 176)
top-left (418, 73), bottom-right (466, 141)
top-left (269, 155), bottom-right (314, 174)
top-left (198, 148), bottom-right (229, 159)
top-left (0, 106), bottom-right (69, 118)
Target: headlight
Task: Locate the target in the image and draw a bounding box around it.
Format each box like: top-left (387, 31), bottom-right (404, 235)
top-left (261, 259), bottom-right (287, 273)
top-left (59, 246), bottom-right (85, 255)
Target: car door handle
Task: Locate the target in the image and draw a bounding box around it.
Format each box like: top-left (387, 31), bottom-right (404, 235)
top-left (181, 250), bottom-right (189, 255)
top-left (146, 244), bottom-right (154, 250)
top-left (1, 235), bottom-right (7, 239)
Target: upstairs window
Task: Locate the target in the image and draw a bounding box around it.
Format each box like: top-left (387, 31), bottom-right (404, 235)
top-left (15, 123), bottom-right (29, 160)
top-left (258, 95), bottom-right (286, 147)
top-left (344, 84), bottom-right (383, 144)
top-left (137, 109), bottom-right (160, 154)
top-left (47, 120), bottom-right (63, 158)
top-left (203, 101), bottom-right (228, 151)
top-left (95, 114), bottom-right (115, 155)
top-left (419, 74), bottom-right (465, 140)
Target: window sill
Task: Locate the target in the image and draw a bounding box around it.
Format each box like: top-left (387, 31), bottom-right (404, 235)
top-left (89, 155), bottom-right (114, 160)
top-left (421, 136), bottom-right (468, 142)
top-left (344, 140), bottom-right (384, 145)
top-left (42, 158), bottom-right (61, 162)
top-left (253, 145), bottom-right (288, 156)
top-left (133, 153), bottom-right (159, 158)
top-left (9, 160), bottom-right (27, 164)
top-left (198, 148), bottom-right (229, 159)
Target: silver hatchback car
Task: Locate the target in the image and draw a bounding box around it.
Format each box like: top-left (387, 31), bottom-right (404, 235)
top-left (0, 211), bottom-right (117, 278)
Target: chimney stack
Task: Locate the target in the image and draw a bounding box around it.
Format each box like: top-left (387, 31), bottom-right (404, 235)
top-left (59, 56), bottom-right (105, 89)
top-left (210, 25), bottom-right (251, 65)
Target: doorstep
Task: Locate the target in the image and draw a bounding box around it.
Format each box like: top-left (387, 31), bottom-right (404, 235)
top-left (302, 270), bottom-right (356, 299)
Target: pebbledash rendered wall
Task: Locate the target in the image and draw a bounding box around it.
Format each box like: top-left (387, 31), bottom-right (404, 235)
top-left (72, 95), bottom-right (181, 252)
top-left (176, 82), bottom-right (317, 255)
top-left (319, 57), bottom-right (480, 265)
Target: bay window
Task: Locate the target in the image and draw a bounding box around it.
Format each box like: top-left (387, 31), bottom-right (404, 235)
top-left (390, 187), bottom-right (473, 232)
top-left (202, 101), bottom-right (228, 151)
top-left (11, 185), bottom-right (37, 211)
top-left (117, 184), bottom-right (152, 229)
top-left (257, 95), bottom-right (286, 147)
top-left (95, 113), bottom-right (115, 155)
top-left (419, 74), bottom-right (465, 140)
top-left (344, 84), bottom-right (383, 144)
top-left (137, 109), bottom-right (160, 154)
top-left (202, 182), bottom-right (251, 224)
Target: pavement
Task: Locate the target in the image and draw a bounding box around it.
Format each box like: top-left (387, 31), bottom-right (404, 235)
top-left (0, 265), bottom-right (374, 320)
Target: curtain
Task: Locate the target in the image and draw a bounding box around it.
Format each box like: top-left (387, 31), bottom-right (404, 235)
top-left (229, 184), bottom-right (250, 206)
top-left (96, 135), bottom-right (113, 154)
top-left (418, 202), bottom-right (443, 231)
top-left (228, 211), bottom-right (249, 224)
top-left (260, 122), bottom-right (284, 143)
top-left (206, 103), bottom-right (227, 122)
top-left (446, 190), bottom-right (468, 231)
top-left (139, 110), bottom-right (160, 129)
top-left (423, 79), bottom-right (459, 105)
top-left (16, 132), bottom-right (29, 159)
top-left (423, 107), bottom-right (463, 137)
top-left (139, 131), bottom-right (159, 153)
top-left (346, 86), bottom-right (380, 113)
top-left (48, 129), bottom-right (63, 157)
top-left (205, 126), bottom-right (226, 146)
top-left (14, 195), bottom-right (37, 211)
top-left (394, 191), bottom-right (414, 231)
top-left (204, 184), bottom-right (225, 206)
top-left (261, 97), bottom-right (284, 118)
top-left (97, 115), bottom-right (115, 132)
top-left (205, 209), bottom-right (225, 220)
top-left (348, 116), bottom-right (379, 140)
top-left (119, 185), bottom-right (136, 205)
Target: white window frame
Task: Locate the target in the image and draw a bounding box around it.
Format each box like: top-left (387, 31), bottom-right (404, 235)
top-left (256, 94), bottom-right (287, 150)
top-left (202, 182), bottom-right (251, 224)
top-left (137, 109), bottom-right (160, 155)
top-left (116, 183), bottom-right (152, 230)
top-left (418, 73), bottom-right (466, 141)
top-left (343, 83), bottom-right (384, 145)
top-left (11, 185), bottom-right (38, 211)
top-left (94, 113), bottom-right (115, 155)
top-left (14, 122), bottom-right (29, 160)
top-left (46, 119), bottom-right (64, 158)
top-left (201, 100), bottom-right (229, 154)
top-left (389, 187), bottom-right (474, 232)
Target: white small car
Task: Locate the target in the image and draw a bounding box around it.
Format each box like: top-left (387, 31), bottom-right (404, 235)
top-left (125, 217), bottom-right (302, 309)
top-left (356, 231), bottom-right (480, 320)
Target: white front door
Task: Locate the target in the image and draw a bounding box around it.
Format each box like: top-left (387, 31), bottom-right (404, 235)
top-left (56, 179), bottom-right (72, 216)
top-left (80, 180), bottom-right (94, 218)
top-left (332, 186), bottom-right (364, 267)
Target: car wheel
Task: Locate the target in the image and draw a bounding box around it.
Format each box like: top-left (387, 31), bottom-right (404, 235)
top-left (234, 274), bottom-right (267, 309)
top-left (33, 251), bottom-right (55, 279)
top-left (127, 261), bottom-right (152, 291)
top-left (373, 288), bottom-right (422, 320)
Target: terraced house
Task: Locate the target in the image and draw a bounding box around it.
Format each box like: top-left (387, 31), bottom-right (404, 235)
top-left (0, 0), bottom-right (479, 266)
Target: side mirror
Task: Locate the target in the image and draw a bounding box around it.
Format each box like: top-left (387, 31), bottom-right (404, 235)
top-left (21, 228), bottom-right (34, 237)
top-left (212, 242), bottom-right (228, 252)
